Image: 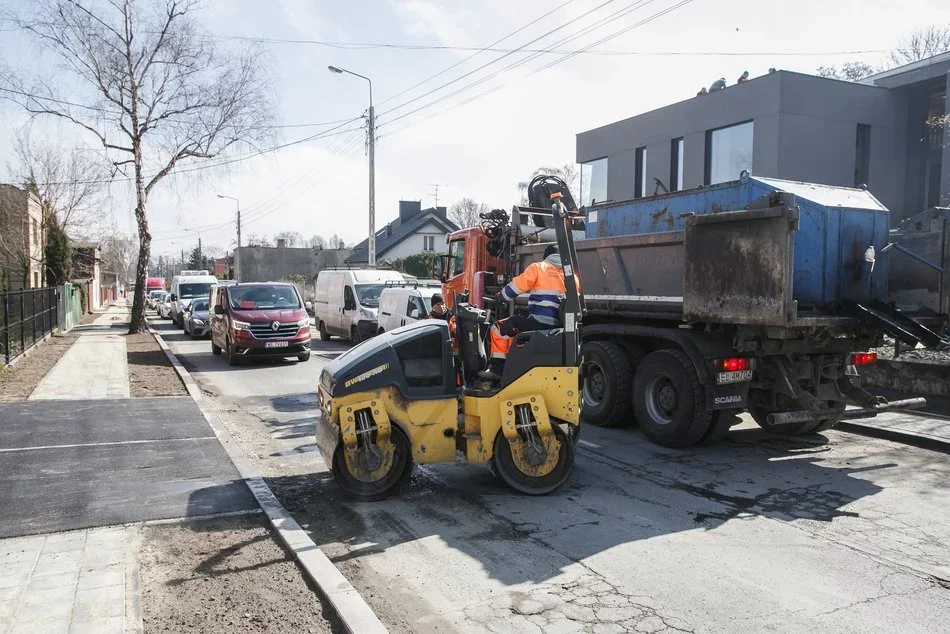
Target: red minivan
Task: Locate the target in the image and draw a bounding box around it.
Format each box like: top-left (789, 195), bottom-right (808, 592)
top-left (210, 282), bottom-right (311, 365)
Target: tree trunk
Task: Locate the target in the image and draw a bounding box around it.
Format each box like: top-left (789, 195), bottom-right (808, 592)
top-left (128, 154), bottom-right (150, 334)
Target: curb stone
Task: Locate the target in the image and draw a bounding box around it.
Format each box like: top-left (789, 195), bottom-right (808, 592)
top-left (145, 318), bottom-right (388, 634)
top-left (836, 420), bottom-right (950, 456)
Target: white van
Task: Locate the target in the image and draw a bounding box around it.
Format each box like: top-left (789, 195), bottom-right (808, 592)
top-left (377, 283), bottom-right (442, 334)
top-left (313, 269), bottom-right (405, 342)
top-left (170, 270), bottom-right (218, 327)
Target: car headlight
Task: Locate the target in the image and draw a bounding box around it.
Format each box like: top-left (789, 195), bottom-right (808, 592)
top-left (359, 308), bottom-right (374, 320)
top-left (232, 320), bottom-right (250, 331)
top-left (296, 317), bottom-right (310, 327)
top-left (192, 318), bottom-right (204, 326)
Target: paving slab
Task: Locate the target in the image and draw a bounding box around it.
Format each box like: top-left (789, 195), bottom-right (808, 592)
top-left (0, 527), bottom-right (129, 634)
top-left (0, 398), bottom-right (256, 539)
top-left (29, 334), bottom-right (129, 400)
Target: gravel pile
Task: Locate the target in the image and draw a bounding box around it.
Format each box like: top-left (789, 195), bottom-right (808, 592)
top-left (871, 336), bottom-right (950, 364)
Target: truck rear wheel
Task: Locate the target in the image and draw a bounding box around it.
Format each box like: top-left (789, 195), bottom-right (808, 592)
top-left (581, 341), bottom-right (633, 427)
top-left (632, 349), bottom-right (712, 447)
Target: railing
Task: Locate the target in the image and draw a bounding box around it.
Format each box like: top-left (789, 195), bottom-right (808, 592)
top-left (1, 287), bottom-right (59, 365)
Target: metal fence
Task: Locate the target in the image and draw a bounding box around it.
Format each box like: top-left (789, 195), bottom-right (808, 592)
top-left (1, 287), bottom-right (59, 365)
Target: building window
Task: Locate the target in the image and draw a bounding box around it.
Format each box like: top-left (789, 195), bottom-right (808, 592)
top-left (580, 157), bottom-right (608, 206)
top-left (634, 147), bottom-right (647, 198)
top-left (854, 123), bottom-right (871, 188)
top-left (33, 272), bottom-right (39, 288)
top-left (423, 235), bottom-right (436, 251)
top-left (670, 137), bottom-right (684, 191)
top-left (705, 121), bottom-right (754, 185)
top-left (31, 218), bottom-right (38, 245)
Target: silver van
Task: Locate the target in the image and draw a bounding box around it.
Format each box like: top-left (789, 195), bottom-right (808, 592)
top-left (313, 269), bottom-right (406, 342)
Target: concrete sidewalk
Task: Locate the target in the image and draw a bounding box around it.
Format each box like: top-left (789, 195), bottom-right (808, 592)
top-left (29, 304), bottom-right (130, 401)
top-left (0, 526), bottom-right (134, 634)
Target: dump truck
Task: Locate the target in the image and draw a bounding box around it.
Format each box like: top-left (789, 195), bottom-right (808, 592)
top-left (436, 172), bottom-right (944, 448)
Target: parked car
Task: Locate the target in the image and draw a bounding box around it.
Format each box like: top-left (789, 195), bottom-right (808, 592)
top-left (147, 289), bottom-right (165, 309)
top-left (183, 298), bottom-right (211, 338)
top-left (156, 293), bottom-right (172, 319)
top-left (377, 284), bottom-right (442, 333)
top-left (313, 269), bottom-right (405, 342)
top-left (170, 270), bottom-right (217, 327)
top-left (210, 282), bottom-right (311, 366)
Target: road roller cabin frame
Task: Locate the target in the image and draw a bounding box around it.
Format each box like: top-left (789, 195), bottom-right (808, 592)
top-left (314, 197), bottom-right (585, 499)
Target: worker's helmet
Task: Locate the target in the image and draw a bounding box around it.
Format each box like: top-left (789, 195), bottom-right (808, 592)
top-left (432, 293), bottom-right (444, 305)
top-left (543, 244), bottom-right (558, 259)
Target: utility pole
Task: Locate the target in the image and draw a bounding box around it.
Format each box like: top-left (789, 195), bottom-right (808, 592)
top-left (217, 195), bottom-right (241, 281)
top-left (329, 65), bottom-right (375, 266)
top-left (368, 100), bottom-right (375, 267)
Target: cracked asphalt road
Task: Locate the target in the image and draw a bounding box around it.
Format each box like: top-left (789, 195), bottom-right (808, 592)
top-left (156, 320), bottom-right (950, 633)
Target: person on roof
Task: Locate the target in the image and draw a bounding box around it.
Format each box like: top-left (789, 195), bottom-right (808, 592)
top-left (737, 70), bottom-right (750, 83)
top-left (709, 77), bottom-right (726, 91)
top-left (479, 244), bottom-right (570, 382)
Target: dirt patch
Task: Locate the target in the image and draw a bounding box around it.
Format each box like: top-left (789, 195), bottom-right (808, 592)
top-left (127, 332), bottom-right (187, 397)
top-left (0, 333), bottom-right (78, 401)
top-left (139, 514), bottom-right (338, 634)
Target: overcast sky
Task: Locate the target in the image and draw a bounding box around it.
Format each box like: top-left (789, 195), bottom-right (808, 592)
top-left (1, 0), bottom-right (947, 260)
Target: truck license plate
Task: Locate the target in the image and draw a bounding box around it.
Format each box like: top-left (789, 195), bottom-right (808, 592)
top-left (265, 341), bottom-right (289, 348)
top-left (717, 370), bottom-right (752, 384)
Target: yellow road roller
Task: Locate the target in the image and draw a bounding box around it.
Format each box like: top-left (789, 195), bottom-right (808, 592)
top-left (314, 199), bottom-right (584, 499)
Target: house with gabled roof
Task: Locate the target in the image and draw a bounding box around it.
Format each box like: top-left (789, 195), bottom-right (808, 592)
top-left (345, 200), bottom-right (459, 265)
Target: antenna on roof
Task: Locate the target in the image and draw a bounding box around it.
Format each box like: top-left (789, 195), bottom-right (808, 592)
top-left (430, 183), bottom-right (446, 208)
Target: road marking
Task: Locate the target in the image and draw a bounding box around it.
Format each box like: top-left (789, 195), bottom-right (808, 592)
top-left (0, 436), bottom-right (215, 453)
top-left (578, 439), bottom-right (601, 449)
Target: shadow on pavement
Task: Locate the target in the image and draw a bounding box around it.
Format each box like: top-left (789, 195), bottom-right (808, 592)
top-left (260, 429), bottom-right (891, 587)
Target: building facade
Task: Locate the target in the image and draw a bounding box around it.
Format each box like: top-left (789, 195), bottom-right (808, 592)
top-left (576, 54), bottom-right (950, 225)
top-left (236, 243), bottom-right (353, 283)
top-left (345, 201), bottom-right (459, 265)
top-left (0, 184), bottom-right (44, 290)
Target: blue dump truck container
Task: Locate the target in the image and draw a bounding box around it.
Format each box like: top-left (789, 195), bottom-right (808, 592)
top-left (582, 172), bottom-right (890, 317)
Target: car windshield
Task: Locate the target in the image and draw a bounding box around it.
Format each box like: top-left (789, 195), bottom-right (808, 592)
top-left (179, 283), bottom-right (213, 298)
top-left (190, 299), bottom-right (209, 312)
top-left (227, 285), bottom-right (300, 310)
top-left (355, 284), bottom-right (385, 307)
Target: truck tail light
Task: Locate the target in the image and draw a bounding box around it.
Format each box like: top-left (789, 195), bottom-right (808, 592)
top-left (715, 358), bottom-right (751, 372)
top-left (850, 352), bottom-right (877, 366)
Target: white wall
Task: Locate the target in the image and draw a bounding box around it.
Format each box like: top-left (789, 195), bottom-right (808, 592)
top-left (381, 221), bottom-right (450, 260)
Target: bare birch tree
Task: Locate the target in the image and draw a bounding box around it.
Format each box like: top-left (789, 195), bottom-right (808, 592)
top-left (890, 25), bottom-right (950, 65)
top-left (11, 128), bottom-right (110, 240)
top-left (448, 197), bottom-right (488, 229)
top-left (1, 0), bottom-right (274, 332)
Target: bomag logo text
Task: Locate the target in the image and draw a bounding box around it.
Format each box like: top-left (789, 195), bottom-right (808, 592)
top-left (344, 364), bottom-right (389, 388)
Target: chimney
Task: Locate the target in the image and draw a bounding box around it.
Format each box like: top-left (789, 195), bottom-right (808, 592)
top-left (398, 200), bottom-right (422, 223)
top-left (436, 206), bottom-right (447, 219)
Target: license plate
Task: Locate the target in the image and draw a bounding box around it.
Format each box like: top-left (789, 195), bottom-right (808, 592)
top-left (717, 370), bottom-right (753, 384)
top-left (265, 341), bottom-right (289, 348)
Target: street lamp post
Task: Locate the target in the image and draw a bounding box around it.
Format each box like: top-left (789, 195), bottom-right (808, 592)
top-left (329, 65), bottom-right (375, 266)
top-left (217, 194), bottom-right (241, 281)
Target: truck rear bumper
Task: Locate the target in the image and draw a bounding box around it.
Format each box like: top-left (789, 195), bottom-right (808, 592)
top-left (766, 397), bottom-right (927, 426)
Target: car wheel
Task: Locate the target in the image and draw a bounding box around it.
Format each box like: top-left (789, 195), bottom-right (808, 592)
top-left (318, 321), bottom-right (331, 341)
top-left (351, 326), bottom-right (363, 344)
top-left (297, 352), bottom-right (311, 362)
top-left (225, 338), bottom-right (242, 366)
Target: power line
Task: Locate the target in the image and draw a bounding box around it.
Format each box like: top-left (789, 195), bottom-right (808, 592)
top-left (376, 0), bottom-right (620, 119)
top-left (380, 0), bottom-right (698, 139)
top-left (378, 0), bottom-right (660, 129)
top-left (375, 0), bottom-right (578, 107)
top-left (208, 35), bottom-right (885, 58)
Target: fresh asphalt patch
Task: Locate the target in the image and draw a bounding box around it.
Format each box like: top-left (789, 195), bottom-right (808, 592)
top-left (0, 397), bottom-right (257, 538)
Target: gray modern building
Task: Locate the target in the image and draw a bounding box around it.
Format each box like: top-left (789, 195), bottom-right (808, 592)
top-left (576, 53), bottom-right (950, 224)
